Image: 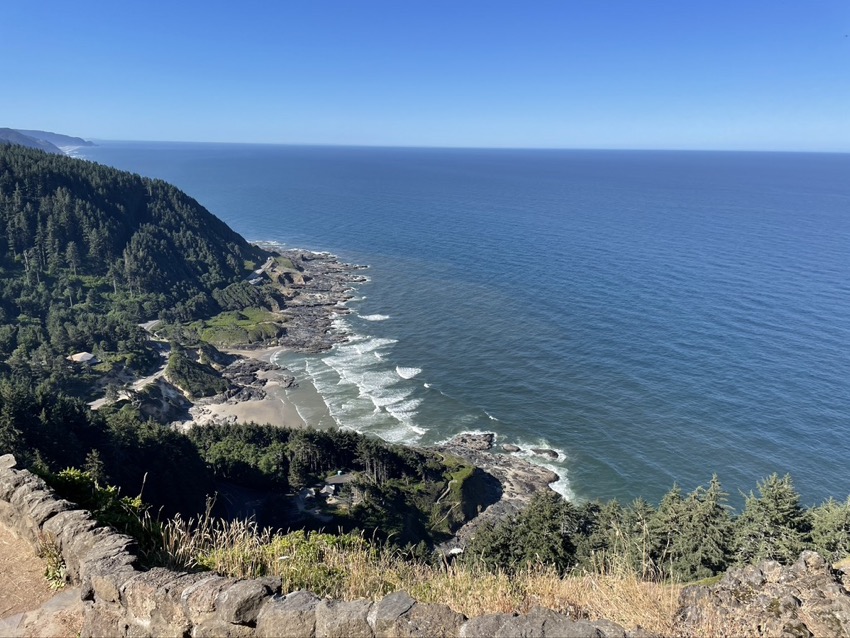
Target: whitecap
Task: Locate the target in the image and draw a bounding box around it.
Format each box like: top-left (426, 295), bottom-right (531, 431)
top-left (396, 366), bottom-right (422, 380)
top-left (360, 314), bottom-right (390, 321)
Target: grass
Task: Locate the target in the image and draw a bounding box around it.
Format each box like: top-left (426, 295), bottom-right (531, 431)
top-left (36, 533), bottom-right (67, 590)
top-left (151, 510), bottom-right (680, 635)
top-left (188, 308), bottom-right (286, 346)
top-left (274, 256), bottom-right (297, 271)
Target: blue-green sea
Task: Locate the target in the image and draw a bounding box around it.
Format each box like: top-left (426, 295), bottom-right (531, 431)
top-left (80, 143), bottom-right (850, 507)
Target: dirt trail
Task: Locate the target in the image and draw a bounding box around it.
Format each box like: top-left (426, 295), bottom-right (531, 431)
top-left (0, 525), bottom-right (54, 618)
top-left (0, 524), bottom-right (83, 636)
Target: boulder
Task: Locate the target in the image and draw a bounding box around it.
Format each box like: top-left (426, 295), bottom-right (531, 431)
top-left (256, 590), bottom-right (320, 638)
top-left (215, 578), bottom-right (280, 625)
top-left (315, 599), bottom-right (373, 638)
top-left (676, 551), bottom-right (850, 637)
top-left (368, 590), bottom-right (416, 635)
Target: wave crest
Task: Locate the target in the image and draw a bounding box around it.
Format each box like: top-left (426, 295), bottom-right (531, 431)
top-left (396, 366), bottom-right (422, 379)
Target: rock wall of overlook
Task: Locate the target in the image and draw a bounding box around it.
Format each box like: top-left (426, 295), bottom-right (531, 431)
top-left (6, 452), bottom-right (849, 638)
top-left (0, 455), bottom-right (629, 638)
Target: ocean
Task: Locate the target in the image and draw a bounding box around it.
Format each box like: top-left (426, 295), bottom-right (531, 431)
top-left (79, 142), bottom-right (850, 508)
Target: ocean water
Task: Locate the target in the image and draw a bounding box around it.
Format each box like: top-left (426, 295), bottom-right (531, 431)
top-left (81, 143), bottom-right (850, 507)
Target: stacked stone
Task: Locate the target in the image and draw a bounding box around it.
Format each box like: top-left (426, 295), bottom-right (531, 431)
top-left (0, 454), bottom-right (631, 637)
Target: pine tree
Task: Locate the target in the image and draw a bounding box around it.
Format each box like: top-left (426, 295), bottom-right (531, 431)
top-left (809, 496), bottom-right (850, 563)
top-left (734, 473), bottom-right (810, 565)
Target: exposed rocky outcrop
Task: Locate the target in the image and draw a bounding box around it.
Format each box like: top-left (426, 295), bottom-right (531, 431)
top-left (676, 551), bottom-right (850, 637)
top-left (255, 249), bottom-right (368, 354)
top-left (435, 433), bottom-right (560, 551)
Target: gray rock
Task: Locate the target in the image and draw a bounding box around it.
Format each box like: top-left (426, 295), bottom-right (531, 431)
top-left (0, 454), bottom-right (16, 469)
top-left (84, 562), bottom-right (137, 604)
top-left (593, 618), bottom-right (628, 637)
top-left (149, 572), bottom-right (215, 637)
top-left (216, 578), bottom-right (280, 625)
top-left (495, 607), bottom-right (603, 637)
top-left (394, 602), bottom-right (465, 638)
top-left (122, 568), bottom-right (185, 624)
top-left (460, 613), bottom-right (514, 637)
top-left (447, 433), bottom-right (495, 451)
top-left (502, 444), bottom-right (521, 453)
top-left (315, 599), bottom-right (373, 638)
top-left (368, 590), bottom-right (416, 636)
top-left (81, 600), bottom-right (131, 638)
top-left (0, 468), bottom-right (38, 502)
top-left (180, 575), bottom-right (235, 625)
top-left (26, 495), bottom-right (72, 527)
top-left (675, 551), bottom-right (850, 637)
top-left (256, 591), bottom-right (320, 638)
top-left (192, 619), bottom-right (257, 637)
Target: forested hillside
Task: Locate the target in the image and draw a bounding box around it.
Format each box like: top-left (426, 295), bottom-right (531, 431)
top-left (0, 144), bottom-right (272, 387)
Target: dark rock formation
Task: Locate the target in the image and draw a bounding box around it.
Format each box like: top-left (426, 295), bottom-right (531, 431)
top-left (435, 433), bottom-right (560, 552)
top-left (531, 448), bottom-right (559, 460)
top-left (446, 432), bottom-right (495, 451)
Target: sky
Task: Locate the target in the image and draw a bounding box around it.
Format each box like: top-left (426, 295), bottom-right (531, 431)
top-left (3, 1), bottom-right (849, 151)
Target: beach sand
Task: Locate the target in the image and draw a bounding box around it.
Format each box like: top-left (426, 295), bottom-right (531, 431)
top-left (189, 345), bottom-right (337, 430)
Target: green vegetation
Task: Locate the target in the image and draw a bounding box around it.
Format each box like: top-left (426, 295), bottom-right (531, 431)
top-left (165, 350), bottom-right (232, 398)
top-left (0, 144), bottom-right (273, 391)
top-left (1, 379), bottom-right (476, 550)
top-left (185, 308), bottom-right (286, 346)
top-left (189, 422), bottom-right (475, 546)
top-left (465, 473), bottom-right (850, 583)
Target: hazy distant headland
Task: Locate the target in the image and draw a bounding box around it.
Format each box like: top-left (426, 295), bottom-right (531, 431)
top-left (0, 127), bottom-right (94, 154)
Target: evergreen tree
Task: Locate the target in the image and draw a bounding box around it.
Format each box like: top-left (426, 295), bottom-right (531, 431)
top-left (809, 497), bottom-right (850, 563)
top-left (734, 473), bottom-right (810, 565)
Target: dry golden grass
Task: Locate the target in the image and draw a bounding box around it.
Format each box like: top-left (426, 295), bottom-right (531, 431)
top-left (151, 512), bottom-right (681, 635)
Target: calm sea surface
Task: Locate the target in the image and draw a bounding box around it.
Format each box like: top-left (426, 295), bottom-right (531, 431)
top-left (81, 143), bottom-right (850, 507)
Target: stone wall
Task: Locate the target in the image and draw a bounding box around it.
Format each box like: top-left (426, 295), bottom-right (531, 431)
top-left (0, 455), bottom-right (628, 638)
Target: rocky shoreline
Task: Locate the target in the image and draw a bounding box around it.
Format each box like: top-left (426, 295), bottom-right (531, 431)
top-left (177, 248), bottom-right (366, 428)
top-left (434, 432), bottom-right (560, 551)
top-left (253, 247), bottom-right (369, 354)
top-left (174, 248), bottom-right (563, 543)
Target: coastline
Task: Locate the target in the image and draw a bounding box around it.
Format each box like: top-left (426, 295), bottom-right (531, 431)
top-left (172, 247), bottom-right (562, 544)
top-left (179, 248), bottom-right (365, 431)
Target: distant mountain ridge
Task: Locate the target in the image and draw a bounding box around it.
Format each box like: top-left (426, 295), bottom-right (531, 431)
top-left (0, 128), bottom-right (95, 155)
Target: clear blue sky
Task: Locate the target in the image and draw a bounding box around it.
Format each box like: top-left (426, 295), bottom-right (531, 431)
top-left (3, 1), bottom-right (849, 151)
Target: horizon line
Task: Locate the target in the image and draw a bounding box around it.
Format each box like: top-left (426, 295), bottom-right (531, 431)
top-left (84, 138), bottom-right (850, 155)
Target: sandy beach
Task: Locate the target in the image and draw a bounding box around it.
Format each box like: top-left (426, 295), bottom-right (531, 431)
top-left (189, 346), bottom-right (336, 428)
top-left (188, 346), bottom-right (307, 429)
